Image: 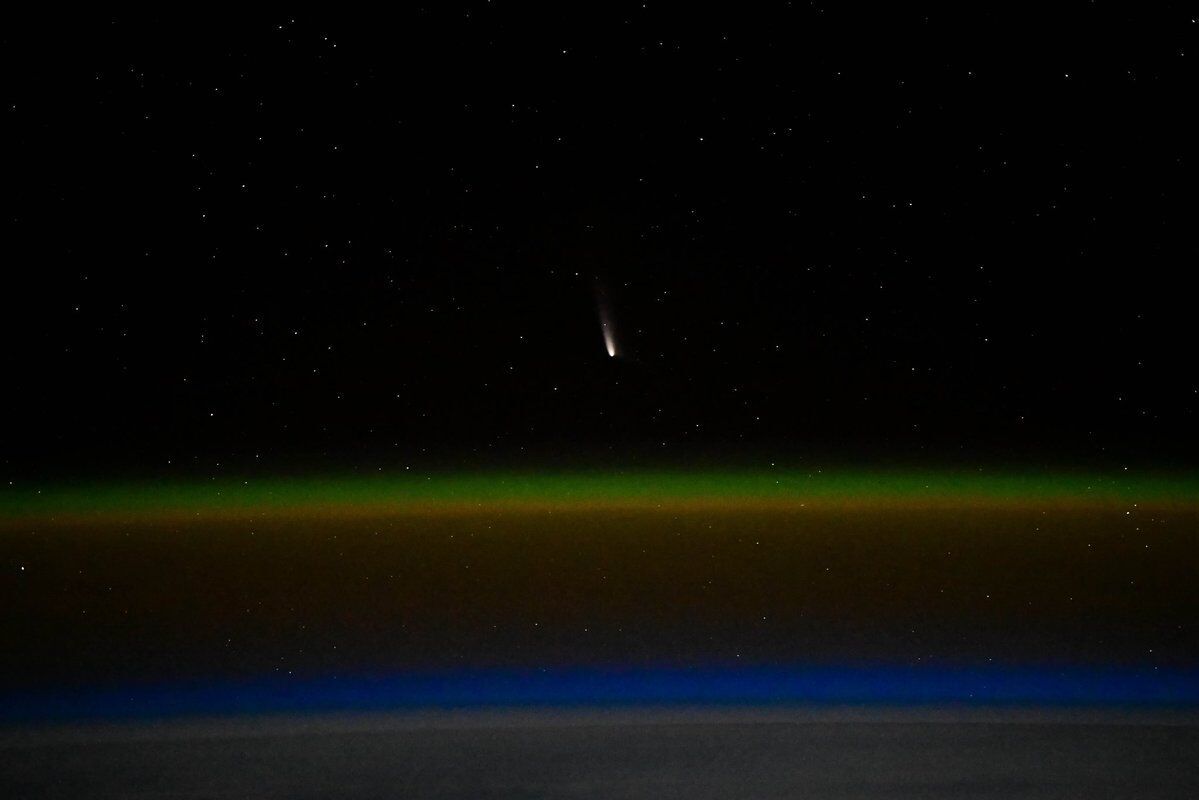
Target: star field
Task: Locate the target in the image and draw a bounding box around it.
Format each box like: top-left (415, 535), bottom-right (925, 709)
top-left (3, 7), bottom-right (1198, 482)
top-left (4, 14), bottom-right (1199, 777)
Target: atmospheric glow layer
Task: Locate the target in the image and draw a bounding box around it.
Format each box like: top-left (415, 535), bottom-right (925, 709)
top-left (2, 470), bottom-right (1195, 522)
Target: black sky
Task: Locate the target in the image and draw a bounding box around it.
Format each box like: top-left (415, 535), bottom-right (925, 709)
top-left (4, 7), bottom-right (1198, 480)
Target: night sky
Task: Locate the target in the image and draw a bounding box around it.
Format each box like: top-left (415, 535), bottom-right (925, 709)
top-left (5, 7), bottom-right (1199, 483)
top-left (6, 14), bottom-right (1199, 796)
top-left (5, 1), bottom-right (1199, 723)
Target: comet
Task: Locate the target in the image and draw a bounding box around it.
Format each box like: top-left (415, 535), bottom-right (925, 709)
top-left (596, 285), bottom-right (618, 357)
top-left (600, 315), bottom-right (617, 358)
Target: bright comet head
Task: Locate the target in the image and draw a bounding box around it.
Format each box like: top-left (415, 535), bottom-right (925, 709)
top-left (602, 324), bottom-right (617, 358)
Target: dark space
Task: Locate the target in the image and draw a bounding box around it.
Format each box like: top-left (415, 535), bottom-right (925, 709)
top-left (4, 7), bottom-right (1197, 480)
